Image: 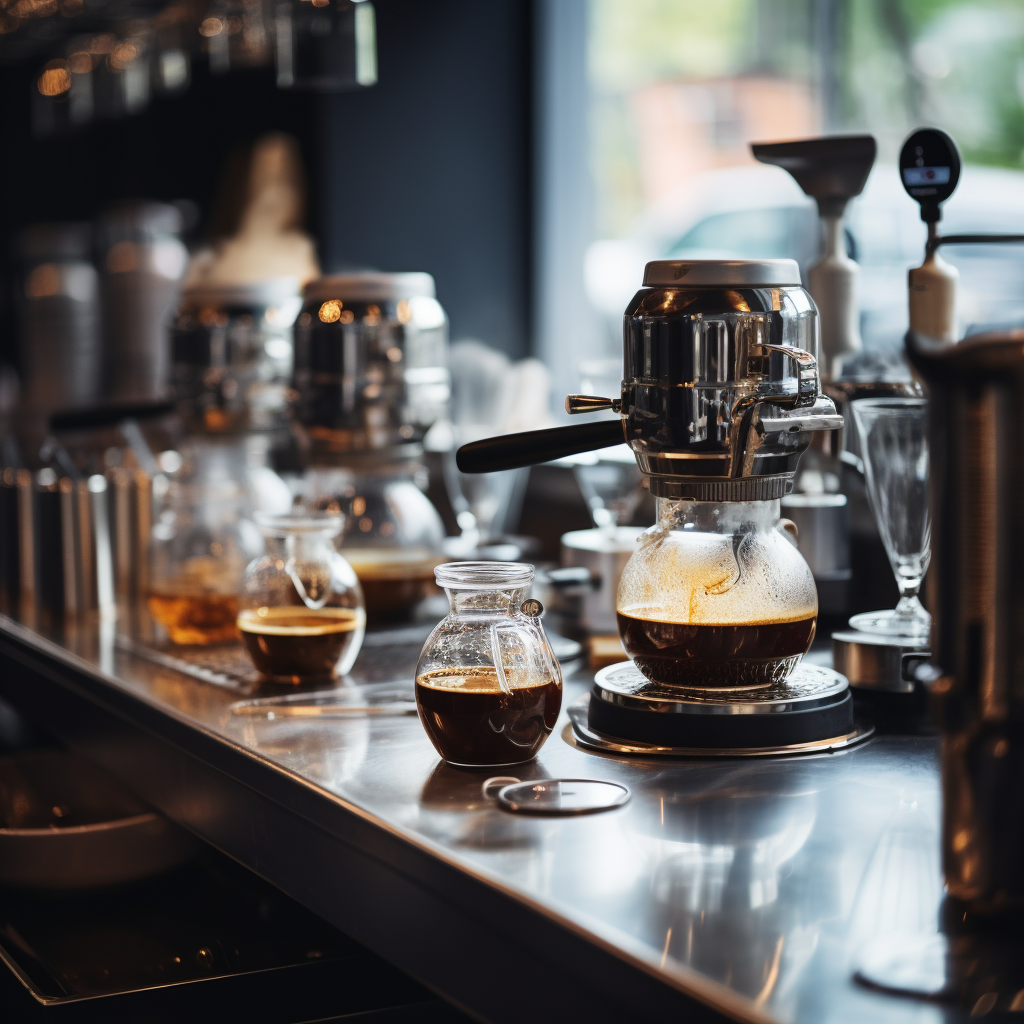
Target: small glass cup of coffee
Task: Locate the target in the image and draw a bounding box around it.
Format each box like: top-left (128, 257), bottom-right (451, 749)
top-left (239, 513), bottom-right (366, 683)
top-left (414, 562), bottom-right (563, 768)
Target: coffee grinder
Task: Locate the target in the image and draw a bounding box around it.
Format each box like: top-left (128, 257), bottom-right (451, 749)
top-left (832, 129), bottom-right (1024, 705)
top-left (458, 259), bottom-right (873, 755)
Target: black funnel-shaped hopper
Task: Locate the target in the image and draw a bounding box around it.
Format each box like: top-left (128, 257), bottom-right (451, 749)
top-left (752, 135), bottom-right (877, 217)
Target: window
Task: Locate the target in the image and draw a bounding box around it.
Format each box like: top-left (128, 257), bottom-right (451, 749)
top-left (537, 0), bottom-right (1024, 404)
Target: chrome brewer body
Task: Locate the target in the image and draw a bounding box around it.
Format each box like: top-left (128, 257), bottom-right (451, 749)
top-left (563, 260), bottom-right (842, 498)
top-left (169, 277), bottom-right (303, 436)
top-left (459, 260), bottom-right (842, 480)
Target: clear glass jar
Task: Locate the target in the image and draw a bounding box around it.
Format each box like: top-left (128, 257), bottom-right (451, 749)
top-left (148, 442), bottom-right (264, 645)
top-left (304, 462), bottom-right (445, 621)
top-left (415, 562), bottom-right (563, 767)
top-left (616, 499), bottom-right (817, 690)
top-left (239, 513), bottom-right (365, 682)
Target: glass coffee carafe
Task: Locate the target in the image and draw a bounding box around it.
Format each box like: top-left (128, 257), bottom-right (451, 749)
top-left (304, 462), bottom-right (445, 621)
top-left (616, 499), bottom-right (818, 689)
top-left (148, 443), bottom-right (265, 645)
top-left (415, 562), bottom-right (563, 767)
top-left (239, 513), bottom-right (365, 682)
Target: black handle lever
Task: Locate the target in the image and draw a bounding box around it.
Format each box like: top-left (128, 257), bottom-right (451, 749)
top-left (456, 420), bottom-right (626, 473)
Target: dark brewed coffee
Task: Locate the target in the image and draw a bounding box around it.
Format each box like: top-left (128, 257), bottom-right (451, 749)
top-left (356, 566), bottom-right (438, 619)
top-left (415, 667), bottom-right (561, 766)
top-left (238, 606), bottom-right (363, 681)
top-left (617, 612), bottom-right (816, 689)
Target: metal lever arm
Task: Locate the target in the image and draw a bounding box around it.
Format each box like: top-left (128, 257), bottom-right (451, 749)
top-left (456, 420), bottom-right (626, 473)
top-left (565, 395), bottom-right (622, 415)
top-left (759, 344), bottom-right (819, 407)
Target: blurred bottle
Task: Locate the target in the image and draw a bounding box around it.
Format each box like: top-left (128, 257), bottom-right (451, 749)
top-left (152, 6), bottom-right (193, 95)
top-left (16, 223), bottom-right (102, 426)
top-left (31, 52), bottom-right (92, 137)
top-left (88, 28), bottom-right (152, 119)
top-left (96, 201), bottom-right (188, 404)
top-left (201, 0), bottom-right (272, 74)
top-left (275, 0), bottom-right (375, 91)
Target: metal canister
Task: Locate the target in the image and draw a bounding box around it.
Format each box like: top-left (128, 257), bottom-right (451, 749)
top-left (560, 527), bottom-right (641, 635)
top-left (97, 201), bottom-right (188, 403)
top-left (0, 467), bottom-right (35, 615)
top-left (908, 329), bottom-right (1024, 915)
top-left (35, 470), bottom-right (114, 622)
top-left (292, 272), bottom-right (449, 463)
top-left (169, 277), bottom-right (302, 435)
top-left (106, 464), bottom-right (152, 607)
top-left (16, 223), bottom-right (101, 415)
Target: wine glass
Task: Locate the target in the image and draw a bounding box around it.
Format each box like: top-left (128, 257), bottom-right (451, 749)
top-left (572, 447), bottom-right (643, 531)
top-left (443, 426), bottom-right (522, 553)
top-left (849, 398), bottom-right (931, 639)
top-left (441, 341), bottom-right (523, 557)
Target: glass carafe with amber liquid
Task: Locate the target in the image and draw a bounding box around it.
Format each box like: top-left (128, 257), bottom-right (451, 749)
top-left (148, 442), bottom-right (264, 644)
top-left (616, 499), bottom-right (817, 690)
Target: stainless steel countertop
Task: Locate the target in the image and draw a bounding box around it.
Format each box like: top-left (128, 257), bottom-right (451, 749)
top-left (0, 611), bottom-right (958, 1024)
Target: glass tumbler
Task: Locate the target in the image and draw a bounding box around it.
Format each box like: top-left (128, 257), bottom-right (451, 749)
top-left (239, 513), bottom-right (365, 682)
top-left (850, 398), bottom-right (931, 639)
top-left (415, 562), bottom-right (563, 767)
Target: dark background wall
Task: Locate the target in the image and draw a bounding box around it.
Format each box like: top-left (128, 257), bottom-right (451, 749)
top-left (0, 0), bottom-right (533, 369)
top-left (319, 1), bottom-right (533, 357)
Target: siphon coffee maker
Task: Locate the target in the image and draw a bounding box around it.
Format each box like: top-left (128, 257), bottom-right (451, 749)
top-left (293, 273), bottom-right (449, 621)
top-left (458, 259), bottom-right (871, 755)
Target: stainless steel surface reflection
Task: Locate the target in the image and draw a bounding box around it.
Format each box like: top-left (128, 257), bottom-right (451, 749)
top-left (0, 611), bottom-right (960, 1024)
top-left (634, 767), bottom-right (820, 1012)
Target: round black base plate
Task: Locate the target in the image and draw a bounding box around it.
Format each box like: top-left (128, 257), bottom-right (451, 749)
top-left (588, 662), bottom-right (856, 750)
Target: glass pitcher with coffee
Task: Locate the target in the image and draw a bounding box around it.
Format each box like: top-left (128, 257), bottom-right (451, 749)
top-left (415, 562), bottom-right (562, 767)
top-left (239, 513), bottom-right (365, 682)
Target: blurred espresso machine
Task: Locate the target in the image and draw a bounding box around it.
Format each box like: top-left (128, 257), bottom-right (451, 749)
top-left (901, 131), bottom-right (1024, 917)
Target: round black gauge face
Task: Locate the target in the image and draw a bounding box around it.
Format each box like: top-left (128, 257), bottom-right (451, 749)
top-left (899, 128), bottom-right (961, 220)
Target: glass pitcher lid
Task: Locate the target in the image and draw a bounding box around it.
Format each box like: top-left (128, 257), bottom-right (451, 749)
top-left (483, 777), bottom-right (630, 816)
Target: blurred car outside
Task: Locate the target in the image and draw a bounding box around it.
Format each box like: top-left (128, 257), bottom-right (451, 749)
top-left (585, 161), bottom-right (1024, 358)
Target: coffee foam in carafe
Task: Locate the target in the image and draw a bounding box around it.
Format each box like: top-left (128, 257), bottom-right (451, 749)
top-left (616, 527), bottom-right (817, 626)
